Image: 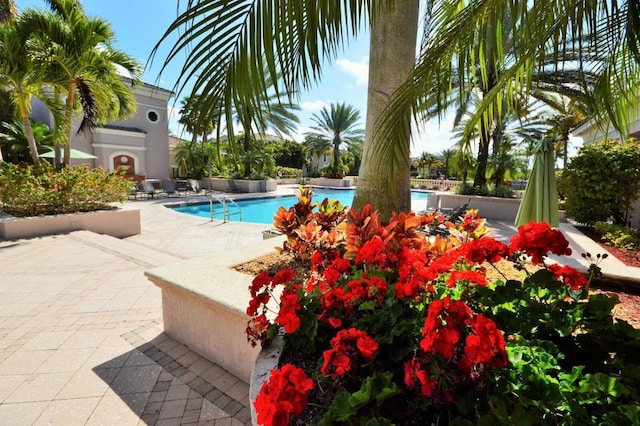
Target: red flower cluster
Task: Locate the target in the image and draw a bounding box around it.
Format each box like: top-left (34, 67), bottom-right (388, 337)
top-left (420, 297), bottom-right (471, 358)
top-left (246, 268), bottom-right (297, 347)
top-left (254, 364), bottom-right (314, 426)
top-left (460, 237), bottom-right (510, 264)
top-left (321, 328), bottom-right (379, 378)
top-left (354, 235), bottom-right (388, 268)
top-left (446, 270), bottom-right (488, 288)
top-left (404, 357), bottom-right (435, 397)
top-left (547, 263), bottom-right (589, 290)
top-left (459, 315), bottom-right (508, 371)
top-left (275, 293), bottom-right (301, 333)
top-left (419, 297), bottom-right (507, 372)
top-left (510, 221), bottom-right (571, 264)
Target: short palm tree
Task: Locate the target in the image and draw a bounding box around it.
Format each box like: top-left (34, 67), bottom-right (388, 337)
top-left (302, 134), bottom-right (331, 174)
top-left (304, 103), bottom-right (364, 177)
top-left (0, 118), bottom-right (53, 163)
top-left (438, 148), bottom-right (456, 179)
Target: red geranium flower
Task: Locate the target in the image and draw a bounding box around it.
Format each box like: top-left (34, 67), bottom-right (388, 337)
top-left (355, 235), bottom-right (388, 267)
top-left (460, 314), bottom-right (507, 371)
top-left (547, 263), bottom-right (589, 290)
top-left (275, 293), bottom-right (301, 333)
top-left (446, 270), bottom-right (488, 288)
top-left (321, 328), bottom-right (378, 378)
top-left (510, 221), bottom-right (571, 264)
top-left (254, 364), bottom-right (314, 426)
top-left (461, 237), bottom-right (510, 264)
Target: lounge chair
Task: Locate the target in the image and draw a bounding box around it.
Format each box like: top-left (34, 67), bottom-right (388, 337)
top-left (188, 179), bottom-right (201, 195)
top-left (140, 180), bottom-right (167, 198)
top-left (128, 183), bottom-right (148, 200)
top-left (162, 179), bottom-right (181, 198)
top-left (226, 179), bottom-right (241, 193)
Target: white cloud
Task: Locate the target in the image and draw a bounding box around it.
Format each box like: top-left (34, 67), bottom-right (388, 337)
top-left (301, 100), bottom-right (330, 112)
top-left (411, 115), bottom-right (458, 156)
top-left (336, 57), bottom-right (369, 86)
top-left (293, 126), bottom-right (314, 142)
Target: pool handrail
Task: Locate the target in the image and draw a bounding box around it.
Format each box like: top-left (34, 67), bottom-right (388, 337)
top-left (209, 193), bottom-right (242, 223)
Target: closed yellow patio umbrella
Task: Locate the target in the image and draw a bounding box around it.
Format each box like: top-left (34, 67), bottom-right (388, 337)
top-left (515, 137), bottom-right (559, 227)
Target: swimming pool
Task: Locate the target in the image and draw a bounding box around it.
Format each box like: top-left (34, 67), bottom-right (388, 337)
top-left (170, 189), bottom-right (432, 224)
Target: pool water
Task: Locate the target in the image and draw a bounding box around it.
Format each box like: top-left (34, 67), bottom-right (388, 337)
top-left (171, 189), bottom-right (431, 224)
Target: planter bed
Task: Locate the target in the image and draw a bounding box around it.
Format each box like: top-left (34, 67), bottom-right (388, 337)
top-left (0, 208), bottom-right (141, 240)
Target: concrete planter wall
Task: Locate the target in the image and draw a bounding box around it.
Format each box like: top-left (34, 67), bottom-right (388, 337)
top-left (0, 208), bottom-right (141, 240)
top-left (437, 193), bottom-right (522, 221)
top-left (309, 177), bottom-right (354, 188)
top-left (203, 178), bottom-right (277, 193)
top-left (145, 236), bottom-right (286, 384)
top-left (250, 334), bottom-right (284, 425)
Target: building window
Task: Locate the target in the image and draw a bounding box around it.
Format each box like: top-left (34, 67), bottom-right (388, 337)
top-left (146, 109), bottom-right (159, 123)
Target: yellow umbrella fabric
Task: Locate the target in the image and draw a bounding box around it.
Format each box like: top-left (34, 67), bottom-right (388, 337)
top-left (515, 137), bottom-right (559, 227)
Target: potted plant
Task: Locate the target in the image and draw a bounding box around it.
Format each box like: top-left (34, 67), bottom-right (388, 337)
top-left (246, 190), bottom-right (640, 425)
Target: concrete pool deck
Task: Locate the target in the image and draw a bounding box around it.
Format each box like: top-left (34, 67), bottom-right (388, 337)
top-left (0, 184), bottom-right (638, 425)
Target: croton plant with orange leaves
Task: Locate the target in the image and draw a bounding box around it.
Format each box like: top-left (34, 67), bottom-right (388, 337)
top-left (249, 188), bottom-right (640, 426)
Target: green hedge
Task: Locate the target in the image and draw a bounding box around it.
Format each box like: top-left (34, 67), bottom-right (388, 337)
top-left (0, 162), bottom-right (131, 217)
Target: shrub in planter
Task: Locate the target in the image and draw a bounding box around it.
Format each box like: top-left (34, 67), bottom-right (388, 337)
top-left (247, 191), bottom-right (640, 425)
top-left (0, 162), bottom-right (131, 217)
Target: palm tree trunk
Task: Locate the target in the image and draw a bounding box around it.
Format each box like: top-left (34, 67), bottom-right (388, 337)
top-left (332, 139), bottom-right (340, 175)
top-left (63, 82), bottom-right (76, 167)
top-left (473, 120), bottom-right (490, 188)
top-left (562, 132), bottom-right (568, 169)
top-left (17, 96), bottom-right (40, 165)
top-left (353, 0), bottom-right (419, 220)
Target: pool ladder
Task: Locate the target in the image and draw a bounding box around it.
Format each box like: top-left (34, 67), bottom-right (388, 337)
top-left (209, 194), bottom-right (242, 222)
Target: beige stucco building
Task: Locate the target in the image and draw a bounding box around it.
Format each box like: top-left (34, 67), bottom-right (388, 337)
top-left (32, 78), bottom-right (174, 182)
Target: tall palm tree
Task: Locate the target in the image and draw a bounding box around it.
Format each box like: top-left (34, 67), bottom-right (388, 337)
top-left (304, 103), bottom-right (364, 177)
top-left (0, 20), bottom-right (49, 164)
top-left (541, 95), bottom-right (587, 169)
top-left (153, 1), bottom-right (640, 219)
top-left (21, 0), bottom-right (142, 166)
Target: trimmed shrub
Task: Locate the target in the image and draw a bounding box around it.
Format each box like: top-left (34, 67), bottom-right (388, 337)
top-left (594, 222), bottom-right (640, 250)
top-left (0, 162), bottom-right (131, 217)
top-left (563, 138), bottom-right (640, 226)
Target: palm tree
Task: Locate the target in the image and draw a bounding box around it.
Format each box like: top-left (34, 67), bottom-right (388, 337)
top-left (153, 1), bottom-right (640, 219)
top-left (0, 20), bottom-right (49, 164)
top-left (0, 0), bottom-right (16, 23)
top-left (0, 118), bottom-right (53, 163)
top-left (304, 103), bottom-right (364, 177)
top-left (233, 91), bottom-right (299, 178)
top-left (302, 134), bottom-right (332, 174)
top-left (21, 0), bottom-right (142, 166)
top-left (542, 95), bottom-right (587, 169)
top-left (438, 148), bottom-right (456, 179)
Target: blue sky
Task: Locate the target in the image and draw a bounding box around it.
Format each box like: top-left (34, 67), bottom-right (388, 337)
top-left (17, 0), bottom-right (462, 156)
